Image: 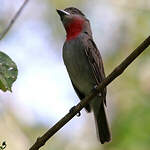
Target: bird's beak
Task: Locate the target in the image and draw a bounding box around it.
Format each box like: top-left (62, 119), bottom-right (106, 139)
top-left (56, 9), bottom-right (70, 18)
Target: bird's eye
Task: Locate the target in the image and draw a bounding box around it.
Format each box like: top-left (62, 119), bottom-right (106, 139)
top-left (71, 10), bottom-right (78, 15)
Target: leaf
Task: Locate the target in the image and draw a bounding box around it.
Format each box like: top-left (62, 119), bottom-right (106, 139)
top-left (0, 51), bottom-right (18, 92)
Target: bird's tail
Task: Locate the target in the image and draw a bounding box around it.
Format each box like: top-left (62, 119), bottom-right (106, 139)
top-left (92, 98), bottom-right (111, 144)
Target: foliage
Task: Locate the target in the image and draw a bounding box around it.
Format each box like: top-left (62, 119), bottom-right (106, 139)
top-left (0, 51), bottom-right (18, 92)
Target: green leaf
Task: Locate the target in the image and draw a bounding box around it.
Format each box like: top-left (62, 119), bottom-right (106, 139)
top-left (0, 51), bottom-right (18, 92)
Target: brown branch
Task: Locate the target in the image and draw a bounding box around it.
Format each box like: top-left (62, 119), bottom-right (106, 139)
top-left (29, 36), bottom-right (150, 150)
top-left (0, 0), bottom-right (29, 40)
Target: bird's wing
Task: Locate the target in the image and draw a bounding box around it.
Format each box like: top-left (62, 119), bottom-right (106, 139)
top-left (84, 37), bottom-right (111, 142)
top-left (84, 38), bottom-right (106, 104)
top-left (71, 79), bottom-right (91, 112)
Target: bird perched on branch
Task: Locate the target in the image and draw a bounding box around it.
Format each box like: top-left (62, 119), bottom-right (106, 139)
top-left (57, 7), bottom-right (111, 144)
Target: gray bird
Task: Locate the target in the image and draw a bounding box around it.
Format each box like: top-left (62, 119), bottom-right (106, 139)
top-left (57, 7), bottom-right (111, 144)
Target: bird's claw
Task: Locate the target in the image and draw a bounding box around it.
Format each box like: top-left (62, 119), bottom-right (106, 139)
top-left (69, 106), bottom-right (81, 117)
top-left (92, 85), bottom-right (98, 92)
top-left (92, 85), bottom-right (102, 97)
top-left (69, 106), bottom-right (76, 113)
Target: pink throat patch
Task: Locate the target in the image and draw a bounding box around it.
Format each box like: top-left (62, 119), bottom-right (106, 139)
top-left (65, 18), bottom-right (84, 41)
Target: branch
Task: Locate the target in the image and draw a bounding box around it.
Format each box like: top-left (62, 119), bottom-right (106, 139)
top-left (29, 36), bottom-right (150, 150)
top-left (0, 0), bottom-right (29, 40)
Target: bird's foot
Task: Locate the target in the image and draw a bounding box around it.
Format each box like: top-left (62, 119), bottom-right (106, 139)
top-left (92, 85), bottom-right (99, 92)
top-left (92, 85), bottom-right (102, 97)
top-left (69, 106), bottom-right (81, 117)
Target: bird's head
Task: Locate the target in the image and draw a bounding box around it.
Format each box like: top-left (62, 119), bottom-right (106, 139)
top-left (57, 7), bottom-right (91, 40)
top-left (57, 7), bottom-right (85, 27)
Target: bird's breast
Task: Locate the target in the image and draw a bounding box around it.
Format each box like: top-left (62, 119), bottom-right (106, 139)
top-left (63, 37), bottom-right (96, 94)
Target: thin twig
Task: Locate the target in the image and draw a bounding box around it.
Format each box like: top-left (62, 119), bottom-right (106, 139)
top-left (29, 36), bottom-right (150, 150)
top-left (0, 0), bottom-right (29, 40)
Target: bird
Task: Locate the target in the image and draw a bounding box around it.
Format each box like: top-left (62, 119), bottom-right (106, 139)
top-left (57, 7), bottom-right (111, 144)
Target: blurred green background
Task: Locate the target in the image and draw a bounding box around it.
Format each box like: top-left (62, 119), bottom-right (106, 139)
top-left (0, 0), bottom-right (150, 150)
